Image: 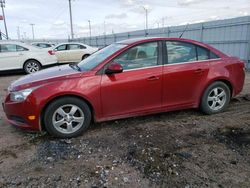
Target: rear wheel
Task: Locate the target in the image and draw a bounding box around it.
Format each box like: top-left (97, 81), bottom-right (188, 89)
top-left (200, 81), bottom-right (230, 114)
top-left (44, 97), bottom-right (92, 138)
top-left (82, 54), bottom-right (90, 60)
top-left (24, 60), bottom-right (41, 74)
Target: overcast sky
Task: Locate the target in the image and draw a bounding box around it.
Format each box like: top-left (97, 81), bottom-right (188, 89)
top-left (3, 0), bottom-right (250, 39)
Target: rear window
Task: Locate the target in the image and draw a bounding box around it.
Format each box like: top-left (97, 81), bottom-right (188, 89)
top-left (197, 46), bottom-right (209, 60)
top-left (210, 51), bottom-right (219, 59)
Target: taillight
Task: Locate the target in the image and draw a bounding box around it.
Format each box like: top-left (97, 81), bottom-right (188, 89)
top-left (48, 50), bottom-right (55, 55)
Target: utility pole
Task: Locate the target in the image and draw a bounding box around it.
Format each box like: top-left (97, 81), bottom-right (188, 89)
top-left (17, 26), bottom-right (20, 40)
top-left (142, 5), bottom-right (149, 36)
top-left (30, 23), bottom-right (35, 40)
top-left (88, 20), bottom-right (91, 45)
top-left (0, 0), bottom-right (8, 39)
top-left (68, 0), bottom-right (74, 39)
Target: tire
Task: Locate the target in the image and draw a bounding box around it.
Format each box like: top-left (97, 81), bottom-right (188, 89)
top-left (82, 54), bottom-right (90, 60)
top-left (24, 60), bottom-right (41, 74)
top-left (200, 81), bottom-right (231, 115)
top-left (44, 97), bottom-right (92, 138)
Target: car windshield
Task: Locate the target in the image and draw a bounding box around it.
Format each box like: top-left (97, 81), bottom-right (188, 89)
top-left (78, 43), bottom-right (127, 71)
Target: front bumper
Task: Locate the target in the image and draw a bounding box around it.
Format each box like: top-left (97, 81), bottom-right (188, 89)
top-left (2, 96), bottom-right (41, 131)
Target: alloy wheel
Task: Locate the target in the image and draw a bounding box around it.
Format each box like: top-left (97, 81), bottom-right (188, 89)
top-left (207, 87), bottom-right (227, 111)
top-left (52, 104), bottom-right (85, 134)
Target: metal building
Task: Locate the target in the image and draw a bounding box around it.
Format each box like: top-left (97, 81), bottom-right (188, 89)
top-left (72, 16), bottom-right (250, 69)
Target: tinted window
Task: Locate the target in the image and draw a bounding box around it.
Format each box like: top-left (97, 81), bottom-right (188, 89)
top-left (80, 45), bottom-right (86, 49)
top-left (166, 41), bottom-right (196, 64)
top-left (1, 44), bottom-right (17, 52)
top-left (68, 44), bottom-right (80, 50)
top-left (0, 44), bottom-right (27, 52)
top-left (56, 45), bottom-right (67, 51)
top-left (113, 42), bottom-right (158, 70)
top-left (210, 51), bottom-right (219, 59)
top-left (197, 46), bottom-right (209, 60)
top-left (16, 45), bottom-right (28, 51)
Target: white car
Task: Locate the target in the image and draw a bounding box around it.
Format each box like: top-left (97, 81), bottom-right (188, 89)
top-left (53, 42), bottom-right (98, 63)
top-left (0, 41), bottom-right (57, 74)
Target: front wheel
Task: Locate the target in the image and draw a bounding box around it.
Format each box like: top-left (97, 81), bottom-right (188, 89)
top-left (200, 81), bottom-right (231, 114)
top-left (44, 97), bottom-right (92, 138)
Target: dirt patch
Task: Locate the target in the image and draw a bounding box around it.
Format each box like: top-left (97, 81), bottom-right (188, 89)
top-left (0, 73), bottom-right (250, 187)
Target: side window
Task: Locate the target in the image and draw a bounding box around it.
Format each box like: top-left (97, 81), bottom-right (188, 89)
top-left (0, 44), bottom-right (17, 52)
top-left (210, 51), bottom-right (219, 59)
top-left (113, 42), bottom-right (158, 70)
top-left (68, 44), bottom-right (80, 50)
top-left (16, 45), bottom-right (28, 51)
top-left (197, 46), bottom-right (209, 60)
top-left (80, 45), bottom-right (86, 49)
top-left (56, 45), bottom-right (67, 51)
top-left (166, 41), bottom-right (197, 64)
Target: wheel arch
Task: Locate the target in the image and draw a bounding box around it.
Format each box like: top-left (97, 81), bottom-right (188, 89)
top-left (23, 58), bottom-right (42, 69)
top-left (199, 78), bottom-right (233, 104)
top-left (82, 54), bottom-right (90, 60)
top-left (40, 94), bottom-right (95, 131)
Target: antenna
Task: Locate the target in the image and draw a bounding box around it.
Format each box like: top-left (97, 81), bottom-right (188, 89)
top-left (179, 23), bottom-right (189, 38)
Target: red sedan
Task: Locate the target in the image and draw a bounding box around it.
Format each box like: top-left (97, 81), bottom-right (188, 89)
top-left (2, 38), bottom-right (245, 138)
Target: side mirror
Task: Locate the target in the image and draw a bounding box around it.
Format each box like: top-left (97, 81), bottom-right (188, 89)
top-left (105, 62), bottom-right (123, 74)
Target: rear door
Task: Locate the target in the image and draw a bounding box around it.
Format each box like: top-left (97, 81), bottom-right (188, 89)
top-left (0, 44), bottom-right (27, 70)
top-left (162, 41), bottom-right (210, 109)
top-left (54, 44), bottom-right (67, 63)
top-left (100, 41), bottom-right (163, 117)
top-left (67, 44), bottom-right (84, 62)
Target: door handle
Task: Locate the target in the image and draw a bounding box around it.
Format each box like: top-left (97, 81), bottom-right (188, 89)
top-left (18, 52), bottom-right (24, 55)
top-left (194, 69), bottom-right (204, 74)
top-left (147, 76), bottom-right (159, 81)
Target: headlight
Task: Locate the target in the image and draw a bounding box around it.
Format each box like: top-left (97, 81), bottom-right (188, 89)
top-left (10, 87), bottom-right (36, 102)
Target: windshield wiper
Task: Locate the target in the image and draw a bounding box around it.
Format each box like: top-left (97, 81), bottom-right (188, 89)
top-left (69, 63), bottom-right (81, 71)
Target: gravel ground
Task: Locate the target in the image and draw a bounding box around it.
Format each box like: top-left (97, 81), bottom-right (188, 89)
top-left (0, 72), bottom-right (250, 188)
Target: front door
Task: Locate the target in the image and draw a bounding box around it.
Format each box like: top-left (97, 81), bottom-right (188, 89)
top-left (101, 42), bottom-right (163, 117)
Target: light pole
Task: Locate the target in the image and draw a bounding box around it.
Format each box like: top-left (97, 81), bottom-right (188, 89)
top-left (142, 5), bottom-right (149, 36)
top-left (88, 20), bottom-right (91, 45)
top-left (30, 23), bottom-right (35, 40)
top-left (68, 0), bottom-right (74, 39)
top-left (0, 0), bottom-right (8, 39)
top-left (17, 26), bottom-right (20, 40)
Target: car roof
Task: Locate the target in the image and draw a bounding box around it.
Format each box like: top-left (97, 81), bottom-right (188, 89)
top-left (116, 37), bottom-right (204, 45)
top-left (31, 42), bottom-right (52, 44)
top-left (0, 41), bottom-right (41, 50)
top-left (56, 42), bottom-right (87, 46)
top-left (116, 37), bottom-right (227, 57)
top-left (54, 42), bottom-right (92, 49)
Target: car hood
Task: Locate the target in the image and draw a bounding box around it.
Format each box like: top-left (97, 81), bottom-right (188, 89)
top-left (9, 65), bottom-right (84, 91)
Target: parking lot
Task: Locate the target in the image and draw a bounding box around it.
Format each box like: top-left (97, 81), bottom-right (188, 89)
top-left (0, 72), bottom-right (249, 187)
